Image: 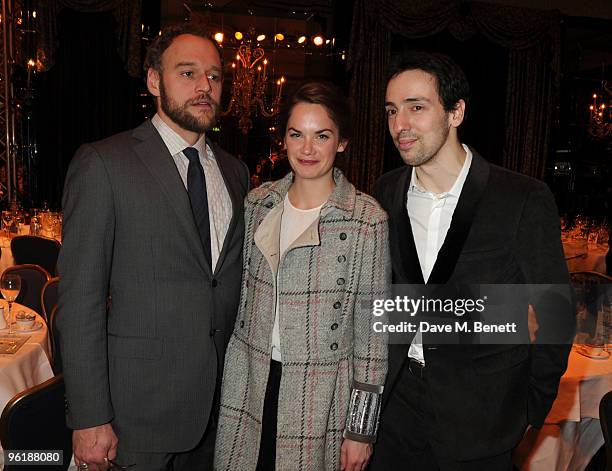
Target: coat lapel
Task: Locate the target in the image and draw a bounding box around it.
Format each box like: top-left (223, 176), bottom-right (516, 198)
top-left (132, 121), bottom-right (209, 276)
top-left (427, 150), bottom-right (490, 284)
top-left (208, 140), bottom-right (244, 276)
top-left (393, 168), bottom-right (425, 284)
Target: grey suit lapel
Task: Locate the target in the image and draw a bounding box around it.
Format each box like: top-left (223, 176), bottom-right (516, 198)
top-left (132, 121), bottom-right (210, 276)
top-left (208, 139), bottom-right (242, 275)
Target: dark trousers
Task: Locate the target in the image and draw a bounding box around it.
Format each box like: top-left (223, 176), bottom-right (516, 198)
top-left (256, 360), bottom-right (282, 471)
top-left (370, 359), bottom-right (512, 471)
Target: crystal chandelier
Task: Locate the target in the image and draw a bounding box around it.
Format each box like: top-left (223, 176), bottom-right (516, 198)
top-left (221, 33), bottom-right (285, 134)
top-left (587, 81), bottom-right (612, 140)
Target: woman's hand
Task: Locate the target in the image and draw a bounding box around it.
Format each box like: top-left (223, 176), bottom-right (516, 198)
top-left (340, 438), bottom-right (372, 471)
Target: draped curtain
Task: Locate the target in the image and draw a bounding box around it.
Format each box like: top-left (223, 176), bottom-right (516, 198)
top-left (345, 0), bottom-right (561, 193)
top-left (36, 0), bottom-right (142, 77)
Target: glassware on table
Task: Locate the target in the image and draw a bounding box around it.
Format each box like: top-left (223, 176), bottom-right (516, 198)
top-left (30, 209), bottom-right (42, 236)
top-left (1, 273), bottom-right (21, 334)
top-left (1, 210), bottom-right (13, 238)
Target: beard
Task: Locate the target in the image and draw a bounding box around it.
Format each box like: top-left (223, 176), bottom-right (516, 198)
top-left (159, 77), bottom-right (220, 134)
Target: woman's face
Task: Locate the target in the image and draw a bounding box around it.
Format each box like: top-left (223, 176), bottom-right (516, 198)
top-left (284, 103), bottom-right (347, 184)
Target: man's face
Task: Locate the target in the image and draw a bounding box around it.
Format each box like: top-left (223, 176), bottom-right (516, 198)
top-left (385, 69), bottom-right (457, 167)
top-left (148, 34), bottom-right (222, 134)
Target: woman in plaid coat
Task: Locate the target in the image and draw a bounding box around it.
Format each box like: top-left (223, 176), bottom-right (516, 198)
top-left (215, 83), bottom-right (390, 471)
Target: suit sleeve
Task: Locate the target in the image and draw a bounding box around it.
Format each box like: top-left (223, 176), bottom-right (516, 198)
top-left (344, 208), bottom-right (390, 443)
top-left (56, 144), bottom-right (116, 429)
top-left (516, 182), bottom-right (574, 428)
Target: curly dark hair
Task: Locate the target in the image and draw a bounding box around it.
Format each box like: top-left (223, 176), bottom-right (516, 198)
top-left (280, 81), bottom-right (353, 141)
top-left (143, 22), bottom-right (221, 73)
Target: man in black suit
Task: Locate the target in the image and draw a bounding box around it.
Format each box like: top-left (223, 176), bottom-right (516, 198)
top-left (57, 23), bottom-right (249, 470)
top-left (370, 51), bottom-right (573, 470)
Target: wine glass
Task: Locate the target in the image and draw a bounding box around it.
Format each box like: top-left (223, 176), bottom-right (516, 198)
top-left (1, 210), bottom-right (13, 239)
top-left (1, 273), bottom-right (21, 334)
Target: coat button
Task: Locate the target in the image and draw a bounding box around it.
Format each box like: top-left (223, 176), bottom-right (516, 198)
top-left (339, 233), bottom-right (347, 240)
top-left (265, 201), bottom-right (274, 208)
top-left (337, 255), bottom-right (346, 263)
top-left (333, 301), bottom-right (341, 309)
top-left (330, 343), bottom-right (338, 351)
top-left (337, 278), bottom-right (345, 286)
top-left (240, 320), bottom-right (245, 328)
top-left (211, 279), bottom-right (218, 287)
top-left (331, 323), bottom-right (338, 330)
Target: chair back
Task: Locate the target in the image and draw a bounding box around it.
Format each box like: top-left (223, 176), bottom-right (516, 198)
top-left (49, 304), bottom-right (63, 374)
top-left (41, 276), bottom-right (59, 322)
top-left (11, 235), bottom-right (61, 276)
top-left (0, 374), bottom-right (72, 471)
top-left (600, 390), bottom-right (612, 468)
top-left (3, 264), bottom-right (51, 320)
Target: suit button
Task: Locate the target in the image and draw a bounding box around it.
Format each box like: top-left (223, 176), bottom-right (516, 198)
top-left (333, 301), bottom-right (341, 309)
top-left (337, 255), bottom-right (346, 263)
top-left (211, 279), bottom-right (218, 287)
top-left (339, 233), bottom-right (347, 240)
top-left (240, 320), bottom-right (245, 328)
top-left (337, 278), bottom-right (345, 286)
top-left (330, 343), bottom-right (338, 351)
top-left (331, 323), bottom-right (338, 330)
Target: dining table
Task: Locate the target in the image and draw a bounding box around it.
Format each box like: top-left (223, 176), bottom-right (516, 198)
top-left (563, 239), bottom-right (608, 274)
top-left (514, 346), bottom-right (612, 470)
top-left (0, 301), bottom-right (54, 454)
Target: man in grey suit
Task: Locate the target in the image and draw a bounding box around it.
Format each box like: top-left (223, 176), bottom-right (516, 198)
top-left (57, 23), bottom-right (249, 471)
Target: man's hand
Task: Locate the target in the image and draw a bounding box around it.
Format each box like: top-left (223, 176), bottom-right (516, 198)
top-left (73, 424), bottom-right (118, 471)
top-left (340, 438), bottom-right (372, 471)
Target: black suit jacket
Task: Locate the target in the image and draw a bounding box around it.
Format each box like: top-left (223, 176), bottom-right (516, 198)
top-left (57, 121), bottom-right (249, 452)
top-left (375, 149), bottom-right (573, 461)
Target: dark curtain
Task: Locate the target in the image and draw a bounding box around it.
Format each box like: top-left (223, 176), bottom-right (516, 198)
top-left (36, 0), bottom-right (142, 78)
top-left (35, 9), bottom-right (143, 207)
top-left (346, 0), bottom-right (561, 193)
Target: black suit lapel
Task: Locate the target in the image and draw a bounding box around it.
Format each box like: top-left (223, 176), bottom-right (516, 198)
top-left (132, 121), bottom-right (210, 276)
top-left (208, 139), bottom-right (243, 275)
top-left (427, 150), bottom-right (490, 284)
top-left (393, 167), bottom-right (425, 284)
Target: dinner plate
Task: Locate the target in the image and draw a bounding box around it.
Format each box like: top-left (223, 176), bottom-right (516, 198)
top-left (14, 321), bottom-right (42, 333)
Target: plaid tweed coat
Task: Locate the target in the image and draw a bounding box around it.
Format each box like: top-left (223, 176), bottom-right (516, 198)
top-left (215, 168), bottom-right (390, 471)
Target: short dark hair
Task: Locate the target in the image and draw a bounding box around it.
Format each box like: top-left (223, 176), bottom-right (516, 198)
top-left (143, 22), bottom-right (221, 74)
top-left (281, 81), bottom-right (353, 141)
top-left (387, 51), bottom-right (470, 112)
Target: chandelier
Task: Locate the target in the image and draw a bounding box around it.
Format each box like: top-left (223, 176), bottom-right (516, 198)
top-left (221, 33), bottom-right (285, 134)
top-left (587, 81), bottom-right (612, 140)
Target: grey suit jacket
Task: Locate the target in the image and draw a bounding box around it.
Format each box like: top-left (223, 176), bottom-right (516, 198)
top-left (57, 120), bottom-right (249, 452)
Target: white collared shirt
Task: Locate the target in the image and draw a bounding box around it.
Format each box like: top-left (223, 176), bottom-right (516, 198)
top-left (151, 114), bottom-right (233, 271)
top-left (407, 144), bottom-right (472, 364)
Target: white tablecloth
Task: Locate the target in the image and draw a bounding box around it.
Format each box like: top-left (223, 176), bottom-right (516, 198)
top-left (564, 240), bottom-right (608, 274)
top-left (0, 301), bottom-right (54, 453)
top-left (515, 348), bottom-right (612, 470)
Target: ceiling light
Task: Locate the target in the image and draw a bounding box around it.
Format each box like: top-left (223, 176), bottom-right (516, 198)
top-left (235, 31), bottom-right (243, 40)
top-left (214, 32), bottom-right (223, 43)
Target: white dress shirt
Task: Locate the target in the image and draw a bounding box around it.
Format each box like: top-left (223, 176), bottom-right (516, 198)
top-left (271, 194), bottom-right (323, 362)
top-left (407, 144), bottom-right (472, 364)
top-left (152, 114), bottom-right (233, 271)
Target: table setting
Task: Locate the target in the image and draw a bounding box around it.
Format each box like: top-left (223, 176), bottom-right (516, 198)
top-left (561, 216), bottom-right (609, 274)
top-left (0, 205), bottom-right (62, 275)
